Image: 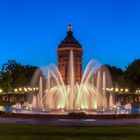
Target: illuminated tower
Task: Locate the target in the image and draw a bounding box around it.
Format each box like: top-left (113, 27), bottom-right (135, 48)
top-left (57, 24), bottom-right (83, 84)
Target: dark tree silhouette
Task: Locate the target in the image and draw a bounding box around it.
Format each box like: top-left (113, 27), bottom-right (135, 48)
top-left (0, 60), bottom-right (37, 93)
top-left (124, 59), bottom-right (140, 92)
top-left (105, 64), bottom-right (124, 87)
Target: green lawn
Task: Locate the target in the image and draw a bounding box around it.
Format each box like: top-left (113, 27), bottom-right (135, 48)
top-left (0, 124), bottom-right (140, 140)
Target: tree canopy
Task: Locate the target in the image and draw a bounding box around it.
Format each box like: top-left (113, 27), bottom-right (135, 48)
top-left (106, 59), bottom-right (140, 92)
top-left (124, 59), bottom-right (140, 92)
top-left (105, 64), bottom-right (124, 87)
top-left (0, 60), bottom-right (37, 93)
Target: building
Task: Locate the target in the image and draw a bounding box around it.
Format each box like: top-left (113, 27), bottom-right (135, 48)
top-left (57, 24), bottom-right (83, 84)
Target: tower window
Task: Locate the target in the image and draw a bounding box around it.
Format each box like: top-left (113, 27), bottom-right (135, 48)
top-left (62, 64), bottom-right (65, 67)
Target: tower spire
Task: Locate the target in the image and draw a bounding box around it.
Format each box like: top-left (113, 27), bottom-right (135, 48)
top-left (68, 22), bottom-right (72, 32)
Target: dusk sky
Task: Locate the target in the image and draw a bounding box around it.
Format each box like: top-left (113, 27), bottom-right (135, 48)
top-left (0, 0), bottom-right (140, 69)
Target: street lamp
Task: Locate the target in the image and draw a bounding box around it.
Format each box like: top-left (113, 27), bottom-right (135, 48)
top-left (0, 89), bottom-right (3, 93)
top-left (14, 88), bottom-right (18, 92)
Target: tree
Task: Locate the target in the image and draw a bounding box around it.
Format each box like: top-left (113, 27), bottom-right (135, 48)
top-left (0, 60), bottom-right (16, 92)
top-left (0, 71), bottom-right (12, 93)
top-left (105, 64), bottom-right (124, 87)
top-left (124, 59), bottom-right (140, 92)
top-left (0, 60), bottom-right (37, 93)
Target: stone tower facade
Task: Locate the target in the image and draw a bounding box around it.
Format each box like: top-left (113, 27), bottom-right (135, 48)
top-left (57, 24), bottom-right (83, 84)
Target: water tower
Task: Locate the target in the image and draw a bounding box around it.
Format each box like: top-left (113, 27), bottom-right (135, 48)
top-left (57, 24), bottom-right (83, 84)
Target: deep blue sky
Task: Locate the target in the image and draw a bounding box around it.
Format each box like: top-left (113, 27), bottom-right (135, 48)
top-left (0, 0), bottom-right (140, 69)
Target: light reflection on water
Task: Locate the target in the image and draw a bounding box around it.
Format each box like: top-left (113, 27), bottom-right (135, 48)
top-left (0, 106), bottom-right (13, 113)
top-left (0, 105), bottom-right (140, 115)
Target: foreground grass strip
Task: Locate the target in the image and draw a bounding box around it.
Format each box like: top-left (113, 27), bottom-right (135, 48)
top-left (0, 124), bottom-right (140, 140)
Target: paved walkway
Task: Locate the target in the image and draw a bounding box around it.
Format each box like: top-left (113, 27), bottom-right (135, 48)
top-left (0, 117), bottom-right (140, 126)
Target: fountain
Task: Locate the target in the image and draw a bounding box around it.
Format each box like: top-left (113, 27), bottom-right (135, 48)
top-left (0, 25), bottom-right (139, 116)
top-left (28, 49), bottom-right (113, 113)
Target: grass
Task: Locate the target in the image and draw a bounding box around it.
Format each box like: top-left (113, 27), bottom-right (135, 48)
top-left (0, 124), bottom-right (140, 140)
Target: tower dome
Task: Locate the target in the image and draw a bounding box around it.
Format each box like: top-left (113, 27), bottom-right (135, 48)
top-left (58, 23), bottom-right (82, 48)
top-left (57, 24), bottom-right (83, 83)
